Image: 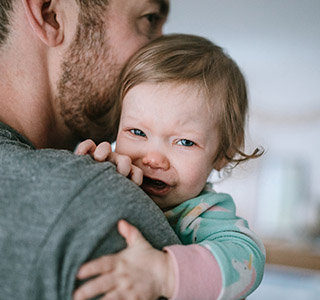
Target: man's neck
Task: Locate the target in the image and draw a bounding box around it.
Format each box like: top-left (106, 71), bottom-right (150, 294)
top-left (0, 2), bottom-right (79, 151)
top-left (0, 55), bottom-right (76, 150)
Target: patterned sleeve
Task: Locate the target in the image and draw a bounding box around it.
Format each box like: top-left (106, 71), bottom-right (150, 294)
top-left (165, 184), bottom-right (266, 300)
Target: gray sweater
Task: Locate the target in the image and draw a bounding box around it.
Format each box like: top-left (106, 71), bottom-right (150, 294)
top-left (0, 122), bottom-right (179, 299)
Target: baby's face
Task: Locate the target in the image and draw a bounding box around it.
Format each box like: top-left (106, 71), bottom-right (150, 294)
top-left (116, 82), bottom-right (220, 211)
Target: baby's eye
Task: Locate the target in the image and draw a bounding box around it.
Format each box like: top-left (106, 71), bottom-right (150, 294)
top-left (177, 139), bottom-right (195, 147)
top-left (130, 129), bottom-right (146, 137)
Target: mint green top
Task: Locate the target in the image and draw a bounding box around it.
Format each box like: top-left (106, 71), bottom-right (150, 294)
top-left (165, 183), bottom-right (266, 299)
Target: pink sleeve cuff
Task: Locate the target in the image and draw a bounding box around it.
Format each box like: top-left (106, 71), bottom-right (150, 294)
top-left (164, 244), bottom-right (222, 300)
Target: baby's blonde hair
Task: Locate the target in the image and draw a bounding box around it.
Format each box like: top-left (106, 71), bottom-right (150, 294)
top-left (117, 34), bottom-right (262, 167)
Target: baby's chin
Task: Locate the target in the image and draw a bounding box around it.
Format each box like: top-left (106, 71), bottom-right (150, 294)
top-left (149, 193), bottom-right (189, 212)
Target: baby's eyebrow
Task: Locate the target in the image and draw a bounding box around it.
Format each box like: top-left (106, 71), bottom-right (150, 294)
top-left (122, 114), bottom-right (140, 122)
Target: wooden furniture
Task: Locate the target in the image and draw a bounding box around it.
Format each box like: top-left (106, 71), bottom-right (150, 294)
top-left (264, 239), bottom-right (320, 270)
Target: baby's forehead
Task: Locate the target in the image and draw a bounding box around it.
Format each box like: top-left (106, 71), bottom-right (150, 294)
top-left (123, 80), bottom-right (222, 120)
top-left (172, 80), bottom-right (223, 117)
top-left (146, 79), bottom-right (222, 102)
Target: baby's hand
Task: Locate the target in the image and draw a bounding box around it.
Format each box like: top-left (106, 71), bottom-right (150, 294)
top-left (73, 220), bottom-right (175, 300)
top-left (75, 139), bottom-right (143, 186)
top-left (75, 139), bottom-right (113, 161)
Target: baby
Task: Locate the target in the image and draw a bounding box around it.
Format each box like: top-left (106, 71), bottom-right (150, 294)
top-left (74, 34), bottom-right (265, 300)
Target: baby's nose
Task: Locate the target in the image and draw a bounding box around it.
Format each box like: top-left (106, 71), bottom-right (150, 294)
top-left (142, 152), bottom-right (170, 170)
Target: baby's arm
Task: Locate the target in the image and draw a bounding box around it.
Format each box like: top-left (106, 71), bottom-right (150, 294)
top-left (73, 224), bottom-right (225, 300)
top-left (75, 139), bottom-right (143, 186)
top-left (73, 220), bottom-right (176, 300)
top-left (165, 189), bottom-right (266, 300)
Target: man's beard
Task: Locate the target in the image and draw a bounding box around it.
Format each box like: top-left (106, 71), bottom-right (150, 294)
top-left (55, 13), bottom-right (121, 144)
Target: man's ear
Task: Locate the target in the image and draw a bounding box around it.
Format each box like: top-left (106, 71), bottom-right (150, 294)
top-left (22, 0), bottom-right (64, 47)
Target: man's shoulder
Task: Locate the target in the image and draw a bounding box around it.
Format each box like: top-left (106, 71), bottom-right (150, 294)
top-left (0, 122), bottom-right (130, 210)
top-left (0, 124), bottom-right (180, 299)
top-left (0, 122), bottom-right (113, 182)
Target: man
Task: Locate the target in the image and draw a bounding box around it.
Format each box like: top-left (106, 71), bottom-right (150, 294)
top-left (0, 0), bottom-right (179, 299)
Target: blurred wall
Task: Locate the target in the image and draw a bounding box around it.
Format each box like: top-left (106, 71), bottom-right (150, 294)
top-left (164, 0), bottom-right (320, 239)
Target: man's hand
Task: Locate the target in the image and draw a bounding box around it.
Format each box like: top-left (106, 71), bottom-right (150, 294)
top-left (73, 220), bottom-right (175, 300)
top-left (75, 139), bottom-right (143, 186)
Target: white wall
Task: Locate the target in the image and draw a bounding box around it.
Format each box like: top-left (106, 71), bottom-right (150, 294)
top-left (164, 0), bottom-right (320, 239)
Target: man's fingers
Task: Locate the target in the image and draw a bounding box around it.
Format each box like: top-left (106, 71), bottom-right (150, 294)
top-left (75, 139), bottom-right (96, 155)
top-left (93, 142), bottom-right (112, 162)
top-left (77, 256), bottom-right (115, 279)
top-left (73, 274), bottom-right (116, 300)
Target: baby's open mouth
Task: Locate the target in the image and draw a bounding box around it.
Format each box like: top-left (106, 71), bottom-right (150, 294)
top-left (141, 176), bottom-right (171, 196)
top-left (143, 176), bottom-right (167, 189)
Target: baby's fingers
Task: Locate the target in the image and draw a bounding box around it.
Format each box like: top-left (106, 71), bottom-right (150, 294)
top-left (101, 289), bottom-right (126, 300)
top-left (130, 165), bottom-right (143, 186)
top-left (109, 153), bottom-right (143, 185)
top-left (93, 142), bottom-right (112, 162)
top-left (77, 256), bottom-right (114, 280)
top-left (112, 154), bottom-right (132, 177)
top-left (73, 274), bottom-right (116, 300)
top-left (75, 139), bottom-right (96, 155)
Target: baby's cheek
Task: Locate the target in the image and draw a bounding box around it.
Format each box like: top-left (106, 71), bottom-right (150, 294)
top-left (182, 171), bottom-right (208, 198)
top-left (116, 140), bottom-right (137, 159)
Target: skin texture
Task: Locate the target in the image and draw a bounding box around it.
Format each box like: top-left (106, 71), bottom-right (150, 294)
top-left (74, 220), bottom-right (175, 300)
top-left (74, 81), bottom-right (223, 299)
top-left (116, 82), bottom-right (220, 211)
top-left (75, 139), bottom-right (144, 185)
top-left (56, 0), bottom-right (169, 144)
top-left (0, 0), bottom-right (168, 149)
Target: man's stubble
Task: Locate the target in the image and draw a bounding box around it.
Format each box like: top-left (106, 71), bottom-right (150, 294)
top-left (56, 11), bottom-right (121, 144)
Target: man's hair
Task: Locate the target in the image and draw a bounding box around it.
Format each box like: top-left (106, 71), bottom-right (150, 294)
top-left (118, 34), bottom-right (263, 166)
top-left (0, 0), bottom-right (108, 47)
top-left (0, 0), bottom-right (14, 46)
top-left (75, 0), bottom-right (109, 14)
